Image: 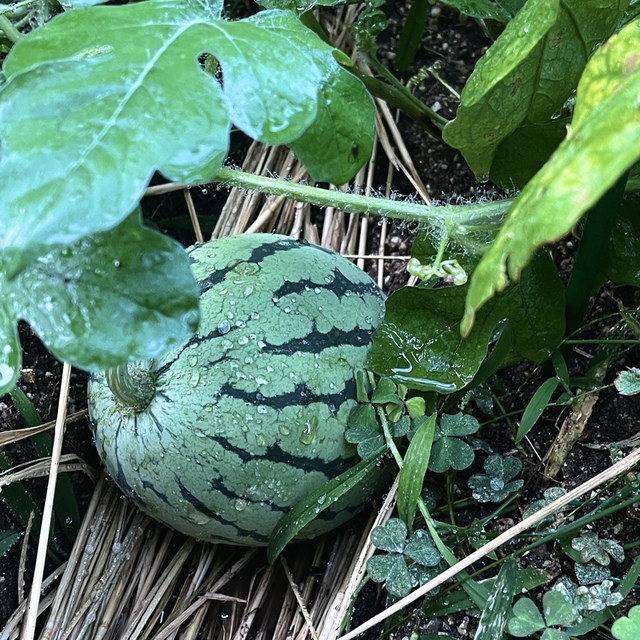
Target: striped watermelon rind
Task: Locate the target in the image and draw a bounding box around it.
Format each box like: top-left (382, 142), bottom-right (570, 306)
top-left (88, 233), bottom-right (388, 546)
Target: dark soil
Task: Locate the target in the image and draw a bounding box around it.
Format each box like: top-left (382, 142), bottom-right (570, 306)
top-left (2, 3), bottom-right (639, 638)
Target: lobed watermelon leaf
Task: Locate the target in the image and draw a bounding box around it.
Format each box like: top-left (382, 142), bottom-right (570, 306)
top-left (0, 0), bottom-right (374, 272)
top-left (442, 0), bottom-right (628, 178)
top-left (462, 17), bottom-right (640, 334)
top-left (0, 211), bottom-right (199, 395)
top-left (369, 250), bottom-right (564, 394)
top-left (0, 0), bottom-right (375, 394)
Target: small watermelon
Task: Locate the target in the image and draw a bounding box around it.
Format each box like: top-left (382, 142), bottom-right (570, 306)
top-left (88, 233), bottom-right (387, 546)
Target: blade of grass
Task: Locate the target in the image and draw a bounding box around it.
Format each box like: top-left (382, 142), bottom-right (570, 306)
top-left (515, 376), bottom-right (560, 444)
top-left (474, 558), bottom-right (518, 640)
top-left (9, 386), bottom-right (81, 543)
top-left (0, 529), bottom-right (22, 556)
top-left (397, 414), bottom-right (435, 532)
top-left (267, 446), bottom-right (388, 564)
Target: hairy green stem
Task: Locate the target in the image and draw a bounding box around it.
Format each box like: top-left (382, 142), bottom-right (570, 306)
top-left (105, 364), bottom-right (156, 414)
top-left (213, 166), bottom-right (511, 233)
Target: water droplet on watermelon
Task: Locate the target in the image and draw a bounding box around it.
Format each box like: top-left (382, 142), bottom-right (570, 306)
top-left (218, 320), bottom-right (231, 335)
top-left (187, 354), bottom-right (198, 366)
top-left (189, 371), bottom-right (200, 387)
top-left (279, 425), bottom-right (291, 436)
top-left (250, 312), bottom-right (260, 320)
top-left (257, 405), bottom-right (267, 414)
top-left (237, 336), bottom-right (249, 346)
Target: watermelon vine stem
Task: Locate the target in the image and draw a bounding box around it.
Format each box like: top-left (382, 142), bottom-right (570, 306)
top-left (105, 364), bottom-right (156, 414)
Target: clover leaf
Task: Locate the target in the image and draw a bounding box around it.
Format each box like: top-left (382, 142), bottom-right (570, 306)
top-left (367, 518), bottom-right (442, 598)
top-left (345, 404), bottom-right (385, 459)
top-left (553, 576), bottom-right (623, 614)
top-left (571, 532), bottom-right (625, 566)
top-left (508, 590), bottom-right (580, 640)
top-left (428, 413), bottom-right (480, 473)
top-left (468, 454), bottom-right (523, 502)
top-left (612, 605), bottom-right (640, 640)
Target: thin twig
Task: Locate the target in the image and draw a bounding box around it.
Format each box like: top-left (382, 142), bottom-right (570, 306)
top-left (21, 362), bottom-right (72, 640)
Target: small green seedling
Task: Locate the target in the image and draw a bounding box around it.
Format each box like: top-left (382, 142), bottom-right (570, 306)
top-left (612, 605), bottom-right (640, 640)
top-left (508, 590), bottom-right (580, 640)
top-left (428, 413), bottom-right (480, 474)
top-left (467, 454), bottom-right (523, 502)
top-left (367, 518), bottom-right (442, 598)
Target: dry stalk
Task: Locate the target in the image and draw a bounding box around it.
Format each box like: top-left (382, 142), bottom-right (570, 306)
top-left (0, 411), bottom-right (87, 448)
top-left (22, 361), bottom-right (72, 640)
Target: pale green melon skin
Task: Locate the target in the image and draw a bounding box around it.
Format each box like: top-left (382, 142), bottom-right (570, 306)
top-left (88, 233), bottom-right (387, 546)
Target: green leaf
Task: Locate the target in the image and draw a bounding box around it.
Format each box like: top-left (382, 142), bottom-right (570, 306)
top-left (288, 58), bottom-right (374, 184)
top-left (370, 252), bottom-right (564, 394)
top-left (0, 529), bottom-right (22, 557)
top-left (515, 377), bottom-right (559, 444)
top-left (603, 195), bottom-right (640, 286)
top-left (541, 630), bottom-right (570, 640)
top-left (429, 435), bottom-right (475, 473)
top-left (574, 562), bottom-right (611, 586)
top-left (468, 454), bottom-right (523, 502)
top-left (429, 414), bottom-right (480, 473)
top-left (370, 518), bottom-right (408, 554)
top-left (345, 404), bottom-right (385, 459)
top-left (7, 211), bottom-right (199, 371)
top-left (404, 529), bottom-right (441, 567)
top-left (439, 0), bottom-right (511, 22)
top-left (0, 297), bottom-right (21, 395)
top-left (462, 17), bottom-right (640, 332)
top-left (440, 412), bottom-right (480, 437)
top-left (490, 119), bottom-right (569, 191)
top-left (475, 558), bottom-right (518, 640)
top-left (368, 286), bottom-right (497, 393)
top-left (612, 605), bottom-right (640, 640)
top-left (543, 590), bottom-right (580, 628)
top-left (443, 0), bottom-right (627, 177)
top-left (0, 0), bottom-right (372, 269)
top-left (395, 0), bottom-right (429, 71)
top-left (366, 553), bottom-right (413, 598)
top-left (615, 368), bottom-right (640, 396)
top-left (371, 377), bottom-right (401, 404)
top-left (267, 446), bottom-right (386, 563)
top-left (508, 597), bottom-right (546, 636)
top-left (397, 414), bottom-right (436, 531)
